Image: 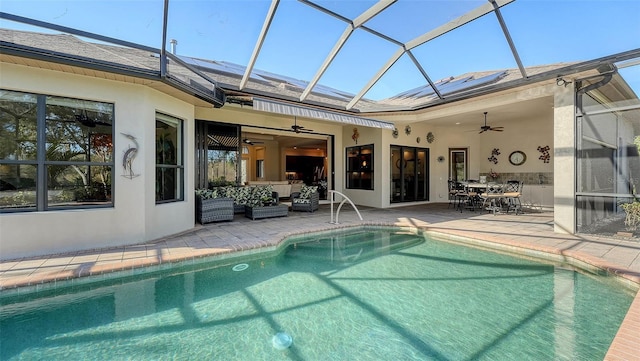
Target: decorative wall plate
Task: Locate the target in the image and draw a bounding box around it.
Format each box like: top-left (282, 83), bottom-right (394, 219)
top-left (437, 155), bottom-right (445, 163)
top-left (426, 132), bottom-right (435, 143)
top-left (416, 137), bottom-right (421, 143)
top-left (405, 125), bottom-right (411, 135)
top-left (392, 127), bottom-right (399, 138)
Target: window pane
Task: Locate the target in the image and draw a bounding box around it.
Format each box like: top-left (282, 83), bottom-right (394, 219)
top-left (156, 113), bottom-right (183, 202)
top-left (46, 96), bottom-right (114, 163)
top-left (346, 144), bottom-right (373, 190)
top-left (0, 163), bottom-right (37, 210)
top-left (156, 167), bottom-right (183, 202)
top-left (47, 165), bottom-right (112, 207)
top-left (0, 90), bottom-right (38, 161)
top-left (156, 119), bottom-right (178, 166)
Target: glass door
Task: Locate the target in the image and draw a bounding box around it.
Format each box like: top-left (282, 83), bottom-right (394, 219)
top-left (390, 146), bottom-right (429, 203)
top-left (391, 146), bottom-right (402, 202)
top-left (449, 148), bottom-right (467, 182)
top-left (403, 148), bottom-right (416, 201)
top-left (417, 149), bottom-right (428, 200)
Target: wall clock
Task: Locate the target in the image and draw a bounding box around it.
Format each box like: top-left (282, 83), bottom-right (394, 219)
top-left (509, 150), bottom-right (527, 166)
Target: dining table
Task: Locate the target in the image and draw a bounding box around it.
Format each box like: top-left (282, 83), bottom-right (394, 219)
top-left (456, 182), bottom-right (505, 212)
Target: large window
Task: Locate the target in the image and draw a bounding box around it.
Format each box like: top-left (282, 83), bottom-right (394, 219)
top-left (156, 113), bottom-right (183, 203)
top-left (0, 90), bottom-right (114, 212)
top-left (346, 144), bottom-right (373, 190)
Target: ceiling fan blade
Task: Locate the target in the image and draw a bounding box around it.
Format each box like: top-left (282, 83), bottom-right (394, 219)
top-left (491, 129), bottom-right (504, 132)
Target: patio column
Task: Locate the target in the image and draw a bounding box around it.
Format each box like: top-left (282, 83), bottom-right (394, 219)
top-left (553, 82), bottom-right (576, 234)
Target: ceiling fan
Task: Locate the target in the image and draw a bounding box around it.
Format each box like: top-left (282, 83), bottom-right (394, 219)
top-left (242, 138), bottom-right (264, 146)
top-left (479, 111), bottom-right (504, 133)
top-left (291, 116), bottom-right (313, 133)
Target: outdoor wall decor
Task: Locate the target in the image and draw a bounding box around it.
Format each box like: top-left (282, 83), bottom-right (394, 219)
top-left (121, 132), bottom-right (140, 179)
top-left (488, 148), bottom-right (500, 164)
top-left (426, 131), bottom-right (435, 143)
top-left (352, 127), bottom-right (359, 144)
top-left (537, 145), bottom-right (551, 163)
top-left (416, 136), bottom-right (421, 143)
top-left (405, 125), bottom-right (411, 135)
top-left (437, 155), bottom-right (445, 163)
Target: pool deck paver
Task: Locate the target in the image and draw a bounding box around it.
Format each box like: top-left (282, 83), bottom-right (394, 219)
top-left (1, 203), bottom-right (639, 360)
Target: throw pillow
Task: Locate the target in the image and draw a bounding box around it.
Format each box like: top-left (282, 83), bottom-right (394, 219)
top-left (300, 185), bottom-right (318, 199)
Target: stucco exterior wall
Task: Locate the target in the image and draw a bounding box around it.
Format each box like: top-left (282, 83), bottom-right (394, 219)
top-left (0, 63), bottom-right (195, 259)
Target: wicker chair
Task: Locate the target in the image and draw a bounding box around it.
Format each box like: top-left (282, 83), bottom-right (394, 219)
top-left (196, 196), bottom-right (235, 224)
top-left (291, 191), bottom-right (319, 212)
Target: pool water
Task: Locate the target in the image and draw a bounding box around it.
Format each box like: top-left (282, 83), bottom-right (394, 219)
top-left (0, 227), bottom-right (635, 360)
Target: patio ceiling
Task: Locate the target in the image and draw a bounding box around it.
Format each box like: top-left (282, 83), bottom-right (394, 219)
top-left (1, 0), bottom-right (639, 116)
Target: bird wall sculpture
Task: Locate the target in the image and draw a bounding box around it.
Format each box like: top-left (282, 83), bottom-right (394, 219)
top-left (121, 133), bottom-right (139, 179)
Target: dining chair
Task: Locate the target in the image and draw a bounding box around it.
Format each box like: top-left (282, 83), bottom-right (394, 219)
top-left (479, 183), bottom-right (505, 215)
top-left (503, 180), bottom-right (523, 214)
top-left (447, 180), bottom-right (458, 208)
top-left (456, 183), bottom-right (479, 212)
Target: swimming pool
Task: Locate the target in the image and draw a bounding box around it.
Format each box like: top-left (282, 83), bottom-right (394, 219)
top-left (0, 226), bottom-right (635, 360)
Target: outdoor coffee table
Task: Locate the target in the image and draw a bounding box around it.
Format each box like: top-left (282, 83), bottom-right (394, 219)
top-left (244, 204), bottom-right (289, 220)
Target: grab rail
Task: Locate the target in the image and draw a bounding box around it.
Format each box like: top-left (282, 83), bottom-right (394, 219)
top-left (328, 190), bottom-right (363, 224)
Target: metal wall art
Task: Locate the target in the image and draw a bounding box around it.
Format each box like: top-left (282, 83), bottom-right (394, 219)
top-left (121, 132), bottom-right (140, 179)
top-left (537, 145), bottom-right (550, 163)
top-left (488, 148), bottom-right (500, 164)
top-left (426, 131), bottom-right (435, 143)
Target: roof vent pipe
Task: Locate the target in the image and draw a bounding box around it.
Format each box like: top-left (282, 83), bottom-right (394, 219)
top-left (170, 39), bottom-right (177, 55)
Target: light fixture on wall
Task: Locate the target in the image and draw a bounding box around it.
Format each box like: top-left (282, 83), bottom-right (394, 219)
top-left (556, 76), bottom-right (572, 87)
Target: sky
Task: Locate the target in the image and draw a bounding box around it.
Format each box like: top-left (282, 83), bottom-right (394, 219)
top-left (1, 0), bottom-right (639, 100)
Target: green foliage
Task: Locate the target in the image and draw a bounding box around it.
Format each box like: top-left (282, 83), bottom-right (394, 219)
top-left (208, 177), bottom-right (235, 187)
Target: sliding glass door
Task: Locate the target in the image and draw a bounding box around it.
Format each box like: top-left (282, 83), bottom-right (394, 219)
top-left (390, 146), bottom-right (429, 203)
